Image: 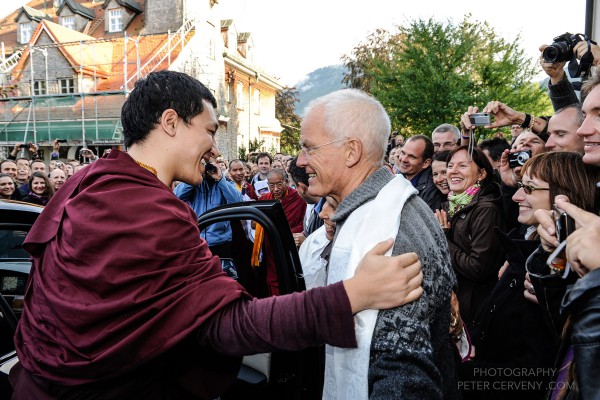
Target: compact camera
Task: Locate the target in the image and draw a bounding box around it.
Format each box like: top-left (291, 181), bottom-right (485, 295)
top-left (508, 150), bottom-right (532, 168)
top-left (469, 113), bottom-right (491, 126)
top-left (542, 33), bottom-right (587, 63)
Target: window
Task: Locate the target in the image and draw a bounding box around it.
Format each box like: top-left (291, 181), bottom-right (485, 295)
top-left (61, 16), bottom-right (75, 30)
top-left (225, 83), bottom-right (230, 103)
top-left (236, 82), bottom-right (245, 110)
top-left (253, 89), bottom-right (260, 114)
top-left (32, 81), bottom-right (46, 96)
top-left (58, 78), bottom-right (75, 94)
top-left (108, 9), bottom-right (123, 32)
top-left (20, 22), bottom-right (32, 43)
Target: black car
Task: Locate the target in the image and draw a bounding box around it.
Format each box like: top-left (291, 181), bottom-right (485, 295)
top-left (0, 200), bottom-right (321, 399)
top-left (0, 200), bottom-right (43, 398)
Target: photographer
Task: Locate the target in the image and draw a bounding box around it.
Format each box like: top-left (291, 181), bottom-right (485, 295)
top-left (7, 142), bottom-right (40, 161)
top-left (173, 156), bottom-right (243, 259)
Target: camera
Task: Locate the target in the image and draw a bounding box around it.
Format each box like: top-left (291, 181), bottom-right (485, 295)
top-left (57, 139), bottom-right (68, 143)
top-left (469, 113), bottom-right (491, 126)
top-left (508, 150), bottom-right (532, 168)
top-left (542, 33), bottom-right (587, 63)
top-left (18, 144), bottom-right (26, 149)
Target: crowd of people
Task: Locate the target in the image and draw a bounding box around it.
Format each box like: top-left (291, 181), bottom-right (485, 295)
top-left (4, 42), bottom-right (600, 400)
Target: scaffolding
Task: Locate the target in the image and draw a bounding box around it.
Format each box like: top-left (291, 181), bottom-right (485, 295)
top-left (0, 16), bottom-right (196, 154)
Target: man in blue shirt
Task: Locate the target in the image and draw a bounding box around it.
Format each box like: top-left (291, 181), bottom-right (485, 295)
top-left (174, 159), bottom-right (242, 258)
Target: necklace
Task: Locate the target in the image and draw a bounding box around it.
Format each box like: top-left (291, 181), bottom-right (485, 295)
top-left (134, 160), bottom-right (157, 176)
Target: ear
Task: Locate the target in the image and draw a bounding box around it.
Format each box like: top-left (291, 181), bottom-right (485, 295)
top-left (160, 109), bottom-right (179, 138)
top-left (345, 138), bottom-right (362, 168)
top-left (422, 158), bottom-right (432, 170)
top-left (479, 168), bottom-right (488, 181)
top-left (296, 182), bottom-right (307, 194)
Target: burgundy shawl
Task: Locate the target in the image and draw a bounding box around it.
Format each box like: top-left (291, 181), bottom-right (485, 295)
top-left (15, 150), bottom-right (248, 385)
top-left (258, 188), bottom-right (306, 294)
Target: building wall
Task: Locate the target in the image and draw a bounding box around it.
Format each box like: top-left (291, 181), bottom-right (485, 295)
top-left (58, 10), bottom-right (89, 32)
top-left (103, 1), bottom-right (137, 34)
top-left (142, 0), bottom-right (184, 34)
top-left (18, 32), bottom-right (75, 95)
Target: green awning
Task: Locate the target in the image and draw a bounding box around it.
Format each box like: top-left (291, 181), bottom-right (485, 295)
top-left (0, 119), bottom-right (123, 144)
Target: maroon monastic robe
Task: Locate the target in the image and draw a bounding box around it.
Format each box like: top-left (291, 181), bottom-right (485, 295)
top-left (11, 150), bottom-right (356, 399)
top-left (259, 188), bottom-right (306, 294)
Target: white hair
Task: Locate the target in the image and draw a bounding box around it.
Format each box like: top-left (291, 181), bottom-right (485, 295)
top-left (304, 89), bottom-right (390, 165)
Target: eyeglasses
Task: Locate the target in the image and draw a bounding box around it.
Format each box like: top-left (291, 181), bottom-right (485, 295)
top-left (299, 138), bottom-right (347, 156)
top-left (267, 182), bottom-right (285, 189)
top-left (517, 181), bottom-right (550, 194)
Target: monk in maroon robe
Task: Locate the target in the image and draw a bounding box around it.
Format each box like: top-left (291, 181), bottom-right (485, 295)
top-left (257, 169), bottom-right (306, 295)
top-left (9, 71), bottom-right (423, 399)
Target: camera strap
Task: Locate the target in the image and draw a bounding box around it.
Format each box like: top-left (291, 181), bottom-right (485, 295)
top-left (569, 38), bottom-right (596, 87)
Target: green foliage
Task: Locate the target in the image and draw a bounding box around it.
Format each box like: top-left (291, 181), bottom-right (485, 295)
top-left (238, 144), bottom-right (247, 161)
top-left (249, 138), bottom-right (265, 153)
top-left (276, 87), bottom-right (302, 155)
top-left (342, 15), bottom-right (552, 138)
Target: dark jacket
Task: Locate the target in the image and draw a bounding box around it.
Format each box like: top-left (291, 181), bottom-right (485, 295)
top-left (412, 167), bottom-right (440, 212)
top-left (548, 74), bottom-right (580, 111)
top-left (560, 268), bottom-right (600, 399)
top-left (445, 182), bottom-right (505, 329)
top-left (460, 229), bottom-right (558, 400)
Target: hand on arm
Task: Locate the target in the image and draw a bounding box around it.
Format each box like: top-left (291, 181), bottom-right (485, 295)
top-left (343, 239), bottom-right (423, 313)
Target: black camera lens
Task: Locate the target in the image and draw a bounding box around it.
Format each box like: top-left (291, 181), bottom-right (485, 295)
top-left (542, 42), bottom-right (571, 63)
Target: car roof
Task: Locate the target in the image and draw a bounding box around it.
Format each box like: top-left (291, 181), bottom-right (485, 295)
top-left (0, 200), bottom-right (43, 225)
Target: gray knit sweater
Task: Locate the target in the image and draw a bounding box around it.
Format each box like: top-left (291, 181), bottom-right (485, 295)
top-left (332, 167), bottom-right (458, 399)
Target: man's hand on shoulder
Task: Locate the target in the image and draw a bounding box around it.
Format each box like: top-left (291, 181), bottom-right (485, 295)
top-left (344, 239), bottom-right (423, 313)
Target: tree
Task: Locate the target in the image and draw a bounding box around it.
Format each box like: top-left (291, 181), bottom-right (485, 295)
top-left (276, 87), bottom-right (302, 155)
top-left (342, 15), bottom-right (552, 138)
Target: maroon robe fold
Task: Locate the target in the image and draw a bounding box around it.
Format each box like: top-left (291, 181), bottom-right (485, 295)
top-left (14, 150), bottom-right (248, 386)
top-left (258, 188), bottom-right (306, 294)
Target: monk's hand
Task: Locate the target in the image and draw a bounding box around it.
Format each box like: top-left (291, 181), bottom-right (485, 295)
top-left (344, 239), bottom-right (423, 313)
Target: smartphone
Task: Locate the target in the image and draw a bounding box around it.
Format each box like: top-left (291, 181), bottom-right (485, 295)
top-left (553, 205), bottom-right (575, 242)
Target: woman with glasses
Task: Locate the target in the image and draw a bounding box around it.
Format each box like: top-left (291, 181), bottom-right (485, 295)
top-left (459, 152), bottom-right (600, 399)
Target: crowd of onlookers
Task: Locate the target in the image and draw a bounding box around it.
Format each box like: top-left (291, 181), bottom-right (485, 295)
top-left (4, 43), bottom-right (600, 399)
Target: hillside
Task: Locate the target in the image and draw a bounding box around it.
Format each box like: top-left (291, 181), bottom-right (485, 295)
top-left (294, 65), bottom-right (347, 117)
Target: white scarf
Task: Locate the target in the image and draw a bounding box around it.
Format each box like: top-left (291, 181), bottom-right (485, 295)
top-left (323, 175), bottom-right (417, 399)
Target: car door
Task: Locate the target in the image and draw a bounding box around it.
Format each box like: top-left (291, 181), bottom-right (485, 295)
top-left (198, 200), bottom-right (322, 400)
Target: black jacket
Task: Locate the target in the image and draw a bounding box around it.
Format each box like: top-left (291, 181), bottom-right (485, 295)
top-left (445, 182), bottom-right (505, 329)
top-left (460, 229), bottom-right (558, 400)
top-left (412, 167), bottom-right (441, 212)
top-left (560, 268), bottom-right (600, 399)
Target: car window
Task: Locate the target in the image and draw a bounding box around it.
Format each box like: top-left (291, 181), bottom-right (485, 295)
top-left (0, 229), bottom-right (29, 260)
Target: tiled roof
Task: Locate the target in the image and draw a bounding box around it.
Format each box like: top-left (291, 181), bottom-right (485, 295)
top-left (58, 0), bottom-right (96, 20)
top-left (238, 32), bottom-right (251, 42)
top-left (16, 5), bottom-right (51, 22)
top-left (0, 0), bottom-right (145, 55)
top-left (102, 0), bottom-right (143, 14)
top-left (221, 19), bottom-right (233, 29)
top-left (12, 20), bottom-right (113, 79)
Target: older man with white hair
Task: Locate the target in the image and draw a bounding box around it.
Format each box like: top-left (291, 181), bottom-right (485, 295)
top-left (297, 89), bottom-right (457, 399)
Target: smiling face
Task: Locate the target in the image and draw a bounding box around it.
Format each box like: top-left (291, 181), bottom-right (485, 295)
top-left (229, 161), bottom-right (245, 185)
top-left (318, 196), bottom-right (339, 241)
top-left (1, 161), bottom-right (17, 179)
top-left (173, 101), bottom-right (219, 186)
top-left (296, 106), bottom-right (348, 201)
top-left (578, 85), bottom-right (600, 166)
top-left (31, 176), bottom-right (46, 195)
top-left (0, 176), bottom-right (15, 198)
top-left (447, 149), bottom-right (486, 195)
top-left (50, 169), bottom-right (66, 191)
top-left (257, 156), bottom-right (271, 175)
top-left (512, 172), bottom-right (551, 226)
top-left (546, 108), bottom-right (584, 153)
top-left (399, 139), bottom-right (430, 180)
top-left (267, 172), bottom-right (288, 200)
top-left (432, 131), bottom-right (458, 153)
top-left (431, 159), bottom-right (449, 195)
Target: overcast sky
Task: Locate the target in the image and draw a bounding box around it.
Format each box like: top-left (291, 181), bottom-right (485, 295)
top-left (2, 0), bottom-right (588, 86)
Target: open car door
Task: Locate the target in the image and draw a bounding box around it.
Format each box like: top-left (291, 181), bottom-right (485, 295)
top-left (198, 200), bottom-right (323, 399)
